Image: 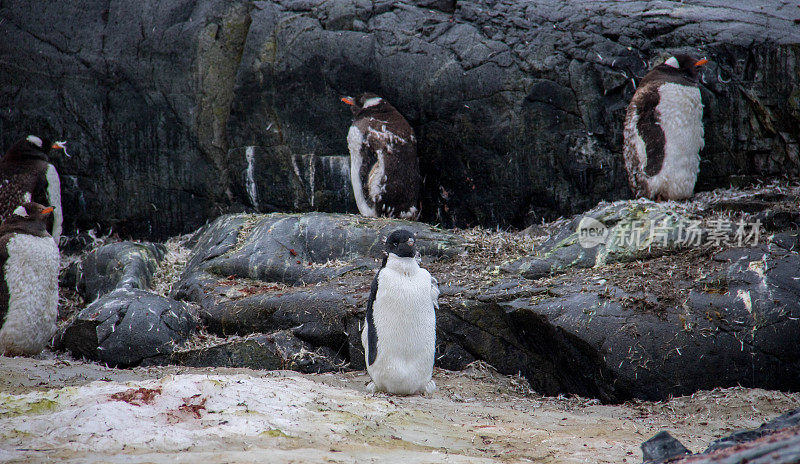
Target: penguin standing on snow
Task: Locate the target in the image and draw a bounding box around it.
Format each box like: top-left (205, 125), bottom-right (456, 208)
top-left (0, 202), bottom-right (59, 356)
top-left (0, 135), bottom-right (66, 243)
top-left (341, 93), bottom-right (421, 220)
top-left (623, 55), bottom-right (709, 201)
top-left (362, 229), bottom-right (439, 395)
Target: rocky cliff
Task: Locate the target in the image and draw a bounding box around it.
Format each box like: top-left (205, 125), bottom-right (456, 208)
top-left (2, 0), bottom-right (798, 239)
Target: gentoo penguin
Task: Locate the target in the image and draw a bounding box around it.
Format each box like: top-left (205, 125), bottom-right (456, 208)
top-left (0, 202), bottom-right (59, 356)
top-left (362, 229), bottom-right (439, 395)
top-left (623, 55), bottom-right (709, 201)
top-left (341, 93), bottom-right (421, 220)
top-left (0, 135), bottom-right (66, 243)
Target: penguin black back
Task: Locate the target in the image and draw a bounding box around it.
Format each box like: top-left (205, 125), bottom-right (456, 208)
top-left (342, 94), bottom-right (421, 220)
top-left (0, 136), bottom-right (64, 240)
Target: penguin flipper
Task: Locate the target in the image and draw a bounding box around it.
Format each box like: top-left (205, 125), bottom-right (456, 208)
top-left (365, 270), bottom-right (381, 366)
top-left (430, 275), bottom-right (440, 310)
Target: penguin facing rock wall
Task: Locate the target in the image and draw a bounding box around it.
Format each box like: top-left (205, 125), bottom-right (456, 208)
top-left (0, 202), bottom-right (59, 356)
top-left (623, 55), bottom-right (708, 201)
top-left (342, 93), bottom-right (422, 220)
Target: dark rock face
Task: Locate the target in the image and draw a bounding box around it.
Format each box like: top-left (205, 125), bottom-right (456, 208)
top-left (705, 408), bottom-right (800, 453)
top-left (646, 408), bottom-right (800, 464)
top-left (491, 244), bottom-right (800, 401)
top-left (62, 242), bottom-right (166, 302)
top-left (2, 1), bottom-right (798, 239)
top-left (143, 330), bottom-right (345, 373)
top-left (175, 212), bottom-right (461, 289)
top-left (641, 431), bottom-right (690, 464)
top-left (58, 288), bottom-right (199, 366)
top-left (172, 212), bottom-right (462, 368)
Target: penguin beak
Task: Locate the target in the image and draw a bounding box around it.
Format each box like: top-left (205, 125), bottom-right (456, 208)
top-left (406, 238), bottom-right (415, 246)
top-left (41, 207), bottom-right (54, 215)
top-left (341, 96), bottom-right (355, 106)
top-left (51, 141), bottom-right (71, 158)
top-left (695, 58), bottom-right (709, 67)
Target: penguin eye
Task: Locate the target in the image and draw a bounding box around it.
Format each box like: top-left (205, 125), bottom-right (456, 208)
top-left (664, 57), bottom-right (679, 69)
top-left (26, 135), bottom-right (43, 148)
top-left (12, 206), bottom-right (28, 217)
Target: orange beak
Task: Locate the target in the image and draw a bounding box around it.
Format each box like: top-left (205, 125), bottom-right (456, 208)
top-left (695, 58), bottom-right (709, 67)
top-left (41, 207), bottom-right (54, 215)
top-left (51, 143), bottom-right (61, 149)
top-left (341, 96), bottom-right (355, 106)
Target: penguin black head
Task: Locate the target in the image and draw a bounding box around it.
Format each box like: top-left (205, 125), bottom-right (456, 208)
top-left (341, 93), bottom-right (392, 117)
top-left (2, 135), bottom-right (58, 163)
top-left (0, 202), bottom-right (54, 236)
top-left (653, 54), bottom-right (708, 83)
top-left (385, 229), bottom-right (416, 258)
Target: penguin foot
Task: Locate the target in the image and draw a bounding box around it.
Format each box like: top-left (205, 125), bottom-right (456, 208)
top-left (423, 379), bottom-right (436, 395)
top-left (366, 381), bottom-right (376, 394)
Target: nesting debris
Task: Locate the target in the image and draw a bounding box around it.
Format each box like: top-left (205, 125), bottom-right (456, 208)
top-left (152, 235), bottom-right (193, 297)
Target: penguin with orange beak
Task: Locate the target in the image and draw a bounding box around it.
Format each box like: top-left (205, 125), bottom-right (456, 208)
top-left (0, 202), bottom-right (60, 356)
top-left (623, 55), bottom-right (709, 201)
top-left (0, 135), bottom-right (67, 243)
top-left (341, 93), bottom-right (421, 220)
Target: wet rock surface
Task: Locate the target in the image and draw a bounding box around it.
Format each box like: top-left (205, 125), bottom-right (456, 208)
top-left (2, 1), bottom-right (798, 238)
top-left (643, 407), bottom-right (800, 464)
top-left (143, 330), bottom-right (345, 373)
top-left (62, 241), bottom-right (166, 302)
top-left (55, 185), bottom-right (800, 402)
top-left (58, 288), bottom-right (200, 366)
top-left (641, 431), bottom-right (690, 463)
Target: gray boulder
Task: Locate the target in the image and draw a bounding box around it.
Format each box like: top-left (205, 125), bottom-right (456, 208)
top-left (177, 212), bottom-right (462, 288)
top-left (641, 431), bottom-right (690, 464)
top-left (647, 408), bottom-right (800, 464)
top-left (59, 288), bottom-right (199, 366)
top-left (439, 239), bottom-right (800, 402)
top-left (143, 330), bottom-right (346, 373)
top-left (172, 212), bottom-right (461, 364)
top-left (63, 241), bottom-right (166, 302)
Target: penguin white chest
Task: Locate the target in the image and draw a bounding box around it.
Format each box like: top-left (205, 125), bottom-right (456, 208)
top-left (0, 234), bottom-right (59, 356)
top-left (366, 265), bottom-right (437, 395)
top-left (45, 164), bottom-right (63, 244)
top-left (650, 83), bottom-right (704, 200)
top-left (347, 125), bottom-right (377, 217)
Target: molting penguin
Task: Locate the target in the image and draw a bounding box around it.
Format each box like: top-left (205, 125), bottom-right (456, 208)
top-left (362, 229), bottom-right (439, 395)
top-left (0, 202), bottom-right (59, 356)
top-left (0, 135), bottom-right (66, 243)
top-left (623, 55), bottom-right (708, 201)
top-left (342, 93), bottom-right (421, 220)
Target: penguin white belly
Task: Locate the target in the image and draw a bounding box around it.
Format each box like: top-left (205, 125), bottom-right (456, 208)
top-left (647, 83), bottom-right (704, 200)
top-left (0, 234), bottom-right (59, 356)
top-left (367, 268), bottom-right (436, 395)
top-left (45, 164), bottom-right (63, 244)
top-left (347, 125), bottom-right (377, 217)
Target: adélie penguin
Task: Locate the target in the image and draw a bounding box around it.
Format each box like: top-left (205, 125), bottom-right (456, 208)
top-left (362, 229), bottom-right (439, 395)
top-left (623, 55), bottom-right (708, 201)
top-left (0, 202), bottom-right (59, 356)
top-left (342, 93), bottom-right (422, 220)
